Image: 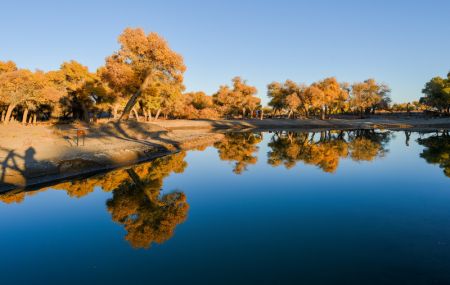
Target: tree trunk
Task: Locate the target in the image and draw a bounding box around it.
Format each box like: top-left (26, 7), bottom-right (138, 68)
top-left (1, 110), bottom-right (5, 122)
top-left (132, 107), bottom-right (140, 122)
top-left (4, 104), bottom-right (16, 124)
top-left (119, 74), bottom-right (152, 121)
top-left (148, 109), bottom-right (152, 121)
top-left (260, 109), bottom-right (264, 120)
top-left (143, 109), bottom-right (148, 121)
top-left (321, 106), bottom-right (325, 120)
top-left (28, 115), bottom-right (33, 124)
top-left (120, 90), bottom-right (141, 121)
top-left (80, 102), bottom-right (90, 122)
top-left (302, 106), bottom-right (309, 119)
top-left (242, 108), bottom-right (246, 119)
top-left (113, 105), bottom-right (119, 119)
top-left (33, 113), bottom-right (37, 125)
top-left (154, 109), bottom-right (161, 120)
top-left (22, 108), bottom-right (29, 125)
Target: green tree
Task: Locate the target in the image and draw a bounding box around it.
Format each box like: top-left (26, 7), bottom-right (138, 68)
top-left (420, 72), bottom-right (450, 114)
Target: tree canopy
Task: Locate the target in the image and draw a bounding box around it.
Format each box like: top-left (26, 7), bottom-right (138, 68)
top-left (420, 72), bottom-right (450, 114)
top-left (101, 28), bottom-right (186, 120)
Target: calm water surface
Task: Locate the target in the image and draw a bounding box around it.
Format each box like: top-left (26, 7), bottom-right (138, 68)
top-left (1, 130), bottom-right (449, 285)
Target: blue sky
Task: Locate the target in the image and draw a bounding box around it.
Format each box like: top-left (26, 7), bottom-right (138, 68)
top-left (1, 0), bottom-right (449, 104)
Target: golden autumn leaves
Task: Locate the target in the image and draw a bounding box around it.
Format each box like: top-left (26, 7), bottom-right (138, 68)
top-left (1, 26), bottom-right (398, 125)
top-left (267, 77), bottom-right (390, 120)
top-left (0, 28), bottom-right (262, 124)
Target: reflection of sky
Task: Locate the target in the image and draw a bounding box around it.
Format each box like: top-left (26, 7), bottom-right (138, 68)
top-left (1, 132), bottom-right (450, 284)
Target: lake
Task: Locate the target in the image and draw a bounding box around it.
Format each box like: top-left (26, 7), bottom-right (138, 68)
top-left (1, 129), bottom-right (449, 285)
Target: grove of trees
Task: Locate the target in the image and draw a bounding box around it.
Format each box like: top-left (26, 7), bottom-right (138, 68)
top-left (267, 78), bottom-right (391, 119)
top-left (0, 28), bottom-right (260, 124)
top-left (1, 27), bottom-right (447, 125)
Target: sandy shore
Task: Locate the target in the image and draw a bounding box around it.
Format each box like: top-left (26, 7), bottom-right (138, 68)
top-left (156, 117), bottom-right (450, 131)
top-left (1, 116), bottom-right (449, 192)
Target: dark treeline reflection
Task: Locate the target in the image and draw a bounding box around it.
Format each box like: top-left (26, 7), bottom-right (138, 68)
top-left (418, 131), bottom-right (450, 178)
top-left (268, 130), bottom-right (391, 172)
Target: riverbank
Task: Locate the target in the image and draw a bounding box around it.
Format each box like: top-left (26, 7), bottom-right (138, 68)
top-left (1, 116), bottom-right (449, 192)
top-left (0, 121), bottom-right (224, 192)
top-left (156, 116), bottom-right (450, 131)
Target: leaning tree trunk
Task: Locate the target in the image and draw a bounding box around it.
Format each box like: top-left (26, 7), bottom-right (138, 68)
top-left (4, 104), bottom-right (16, 124)
top-left (22, 108), bottom-right (29, 125)
top-left (1, 110), bottom-right (5, 122)
top-left (119, 90), bottom-right (141, 121)
top-left (132, 107), bottom-right (140, 122)
top-left (119, 74), bottom-right (152, 121)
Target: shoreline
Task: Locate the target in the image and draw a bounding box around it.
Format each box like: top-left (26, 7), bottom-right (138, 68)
top-left (1, 117), bottom-right (449, 192)
top-left (155, 117), bottom-right (450, 132)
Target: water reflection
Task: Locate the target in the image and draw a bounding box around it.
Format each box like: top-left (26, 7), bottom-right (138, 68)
top-left (268, 130), bottom-right (390, 172)
top-left (0, 152), bottom-right (190, 249)
top-left (1, 130), bottom-right (449, 250)
top-left (106, 152), bottom-right (189, 248)
top-left (213, 132), bottom-right (263, 174)
top-left (418, 130), bottom-right (450, 177)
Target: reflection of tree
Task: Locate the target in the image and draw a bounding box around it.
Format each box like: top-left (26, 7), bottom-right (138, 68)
top-left (46, 152), bottom-right (187, 199)
top-left (213, 133), bottom-right (262, 174)
top-left (268, 130), bottom-right (390, 173)
top-left (0, 188), bottom-right (46, 204)
top-left (0, 190), bottom-right (26, 204)
top-left (418, 131), bottom-right (450, 178)
top-left (347, 130), bottom-right (389, 161)
top-left (106, 152), bottom-right (189, 249)
top-left (0, 152), bottom-right (190, 249)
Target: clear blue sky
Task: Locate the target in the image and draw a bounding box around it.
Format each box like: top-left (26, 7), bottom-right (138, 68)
top-left (1, 0), bottom-right (449, 105)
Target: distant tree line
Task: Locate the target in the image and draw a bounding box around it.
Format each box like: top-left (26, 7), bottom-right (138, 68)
top-left (267, 78), bottom-right (391, 119)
